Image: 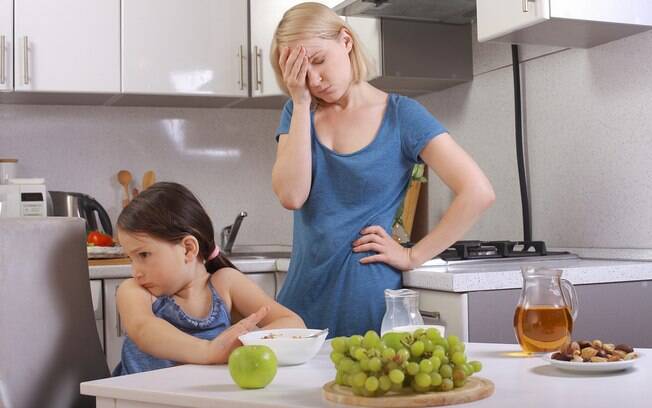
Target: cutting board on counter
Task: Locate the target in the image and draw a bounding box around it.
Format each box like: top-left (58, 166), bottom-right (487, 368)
top-left (88, 257), bottom-right (131, 266)
top-left (322, 377), bottom-right (494, 407)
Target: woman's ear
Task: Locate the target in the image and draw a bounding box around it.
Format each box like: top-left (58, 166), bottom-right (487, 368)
top-left (339, 28), bottom-right (353, 53)
top-left (180, 235), bottom-right (200, 263)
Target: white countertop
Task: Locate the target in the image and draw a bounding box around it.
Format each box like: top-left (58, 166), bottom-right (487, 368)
top-left (90, 253), bottom-right (652, 293)
top-left (405, 257), bottom-right (652, 292)
top-left (81, 342), bottom-right (651, 408)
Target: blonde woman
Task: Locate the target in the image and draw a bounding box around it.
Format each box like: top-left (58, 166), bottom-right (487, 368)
top-left (271, 2), bottom-right (495, 337)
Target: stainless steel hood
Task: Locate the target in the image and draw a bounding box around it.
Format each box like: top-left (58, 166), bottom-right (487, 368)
top-left (334, 0), bottom-right (476, 24)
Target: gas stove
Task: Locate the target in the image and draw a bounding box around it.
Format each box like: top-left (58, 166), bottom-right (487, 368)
top-left (423, 240), bottom-right (578, 266)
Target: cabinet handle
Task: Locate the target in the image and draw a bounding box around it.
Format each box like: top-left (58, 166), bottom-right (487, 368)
top-left (0, 35), bottom-right (5, 85)
top-left (23, 36), bottom-right (29, 85)
top-left (254, 45), bottom-right (263, 92)
top-left (238, 45), bottom-right (246, 90)
top-left (522, 0), bottom-right (535, 12)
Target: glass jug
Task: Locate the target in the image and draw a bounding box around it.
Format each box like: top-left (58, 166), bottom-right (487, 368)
top-left (514, 266), bottom-right (579, 353)
top-left (380, 288), bottom-right (424, 335)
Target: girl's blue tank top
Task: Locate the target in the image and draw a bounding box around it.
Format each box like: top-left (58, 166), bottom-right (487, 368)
top-left (112, 280), bottom-right (231, 375)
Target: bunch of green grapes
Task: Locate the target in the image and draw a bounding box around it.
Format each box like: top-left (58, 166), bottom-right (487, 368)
top-left (329, 329), bottom-right (483, 397)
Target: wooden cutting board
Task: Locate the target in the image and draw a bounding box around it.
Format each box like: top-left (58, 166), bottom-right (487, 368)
top-left (88, 257), bottom-right (131, 266)
top-left (322, 377), bottom-right (494, 407)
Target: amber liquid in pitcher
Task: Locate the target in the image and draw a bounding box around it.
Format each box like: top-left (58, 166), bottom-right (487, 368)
top-left (513, 305), bottom-right (573, 353)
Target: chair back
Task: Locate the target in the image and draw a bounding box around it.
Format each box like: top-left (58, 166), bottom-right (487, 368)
top-left (0, 217), bottom-right (110, 408)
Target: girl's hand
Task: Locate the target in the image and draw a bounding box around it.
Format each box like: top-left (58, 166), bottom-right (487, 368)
top-left (353, 226), bottom-right (416, 271)
top-left (205, 305), bottom-right (270, 364)
top-left (278, 45), bottom-right (311, 106)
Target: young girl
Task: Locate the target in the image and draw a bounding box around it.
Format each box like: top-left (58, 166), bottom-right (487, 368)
top-left (112, 182), bottom-right (305, 375)
top-left (270, 3), bottom-right (495, 337)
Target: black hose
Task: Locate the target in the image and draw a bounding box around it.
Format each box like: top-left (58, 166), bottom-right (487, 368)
top-left (511, 44), bottom-right (532, 243)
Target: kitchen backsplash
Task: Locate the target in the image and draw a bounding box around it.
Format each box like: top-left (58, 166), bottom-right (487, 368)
top-left (2, 25), bottom-right (652, 253)
top-left (0, 105), bottom-right (293, 245)
top-left (418, 26), bottom-right (652, 251)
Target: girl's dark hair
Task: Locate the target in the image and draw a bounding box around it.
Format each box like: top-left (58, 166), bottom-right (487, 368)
top-left (117, 181), bottom-right (236, 273)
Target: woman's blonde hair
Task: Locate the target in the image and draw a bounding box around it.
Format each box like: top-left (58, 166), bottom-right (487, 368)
top-left (270, 2), bottom-right (371, 96)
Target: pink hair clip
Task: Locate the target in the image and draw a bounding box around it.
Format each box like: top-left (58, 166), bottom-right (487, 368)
top-left (207, 245), bottom-right (220, 261)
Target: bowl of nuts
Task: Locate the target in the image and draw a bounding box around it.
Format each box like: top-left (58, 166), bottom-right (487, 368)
top-left (543, 339), bottom-right (640, 372)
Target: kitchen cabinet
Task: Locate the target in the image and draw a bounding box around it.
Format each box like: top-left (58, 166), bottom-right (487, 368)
top-left (104, 278), bottom-right (127, 372)
top-left (12, 0), bottom-right (119, 92)
top-left (477, 0), bottom-right (652, 48)
top-left (122, 0), bottom-right (248, 96)
top-left (0, 0), bottom-right (12, 91)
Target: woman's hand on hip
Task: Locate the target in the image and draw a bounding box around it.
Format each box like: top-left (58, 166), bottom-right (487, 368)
top-left (278, 45), bottom-right (311, 105)
top-left (353, 226), bottom-right (417, 271)
top-left (205, 305), bottom-right (269, 364)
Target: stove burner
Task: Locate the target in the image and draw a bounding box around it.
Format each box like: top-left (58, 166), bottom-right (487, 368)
top-left (438, 240), bottom-right (560, 261)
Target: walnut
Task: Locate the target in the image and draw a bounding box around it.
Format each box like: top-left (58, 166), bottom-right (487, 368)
top-left (603, 343), bottom-right (615, 353)
top-left (581, 347), bottom-right (598, 360)
top-left (592, 340), bottom-right (603, 349)
top-left (590, 356), bottom-right (608, 363)
top-left (624, 352), bottom-right (638, 360)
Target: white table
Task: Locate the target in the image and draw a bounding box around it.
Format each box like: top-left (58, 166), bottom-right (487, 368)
top-left (81, 343), bottom-right (651, 407)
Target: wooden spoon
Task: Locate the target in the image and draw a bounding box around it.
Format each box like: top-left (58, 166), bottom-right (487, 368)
top-left (117, 170), bottom-right (132, 207)
top-left (142, 170), bottom-right (156, 190)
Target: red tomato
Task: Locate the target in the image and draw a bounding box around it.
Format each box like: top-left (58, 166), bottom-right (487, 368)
top-left (87, 231), bottom-right (114, 247)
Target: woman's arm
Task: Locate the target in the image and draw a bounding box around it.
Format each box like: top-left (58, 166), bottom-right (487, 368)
top-left (218, 268), bottom-right (306, 330)
top-left (117, 278), bottom-right (269, 365)
top-left (353, 133), bottom-right (495, 269)
top-left (272, 46), bottom-right (313, 210)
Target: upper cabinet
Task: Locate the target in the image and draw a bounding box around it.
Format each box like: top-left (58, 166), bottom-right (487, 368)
top-left (13, 0), bottom-right (119, 92)
top-left (0, 0), bottom-right (12, 92)
top-left (122, 0), bottom-right (248, 97)
top-left (477, 0), bottom-right (652, 48)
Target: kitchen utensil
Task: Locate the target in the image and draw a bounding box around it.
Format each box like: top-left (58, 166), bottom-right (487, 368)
top-left (142, 170), bottom-right (156, 190)
top-left (380, 288), bottom-right (424, 335)
top-left (514, 266), bottom-right (578, 353)
top-left (322, 376), bottom-right (495, 407)
top-left (117, 170), bottom-right (132, 207)
top-left (542, 352), bottom-right (641, 373)
top-left (238, 328), bottom-right (327, 366)
top-left (48, 191), bottom-right (113, 236)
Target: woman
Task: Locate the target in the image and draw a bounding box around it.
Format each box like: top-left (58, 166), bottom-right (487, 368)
top-left (270, 2), bottom-right (495, 337)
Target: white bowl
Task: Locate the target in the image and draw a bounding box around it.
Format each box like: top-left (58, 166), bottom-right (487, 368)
top-left (384, 324), bottom-right (446, 337)
top-left (238, 328), bottom-right (328, 366)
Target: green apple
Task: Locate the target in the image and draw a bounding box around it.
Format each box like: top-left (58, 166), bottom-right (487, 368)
top-left (228, 345), bottom-right (278, 389)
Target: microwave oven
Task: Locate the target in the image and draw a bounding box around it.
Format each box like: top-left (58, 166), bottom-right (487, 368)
top-left (0, 179), bottom-right (47, 217)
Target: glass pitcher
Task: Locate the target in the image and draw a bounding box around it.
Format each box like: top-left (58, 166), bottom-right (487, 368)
top-left (513, 266), bottom-right (579, 353)
top-left (380, 288), bottom-right (424, 335)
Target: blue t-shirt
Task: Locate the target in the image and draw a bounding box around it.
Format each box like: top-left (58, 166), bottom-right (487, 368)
top-left (275, 93), bottom-right (447, 338)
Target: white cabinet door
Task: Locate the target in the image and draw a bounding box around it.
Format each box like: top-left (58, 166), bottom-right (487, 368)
top-left (13, 0), bottom-right (120, 92)
top-left (477, 0), bottom-right (550, 43)
top-left (249, 0), bottom-right (341, 97)
top-left (0, 0), bottom-right (12, 91)
top-left (122, 0), bottom-right (248, 96)
top-left (104, 278), bottom-right (127, 373)
top-left (245, 273), bottom-right (277, 299)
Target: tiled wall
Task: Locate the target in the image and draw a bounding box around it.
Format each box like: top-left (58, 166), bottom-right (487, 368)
top-left (417, 27), bottom-right (652, 250)
top-left (3, 26), bottom-right (652, 252)
top-left (1, 105), bottom-right (293, 245)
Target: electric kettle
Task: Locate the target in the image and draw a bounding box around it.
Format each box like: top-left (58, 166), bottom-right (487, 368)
top-left (48, 191), bottom-right (113, 236)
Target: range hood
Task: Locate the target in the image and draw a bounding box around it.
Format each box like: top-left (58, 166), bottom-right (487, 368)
top-left (334, 0), bottom-right (476, 24)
